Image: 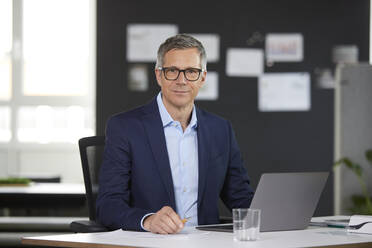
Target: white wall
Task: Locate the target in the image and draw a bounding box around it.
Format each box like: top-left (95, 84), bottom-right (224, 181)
top-left (334, 64), bottom-right (372, 214)
top-left (18, 150), bottom-right (83, 183)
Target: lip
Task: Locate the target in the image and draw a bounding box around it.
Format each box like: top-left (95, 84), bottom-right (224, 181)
top-left (172, 90), bottom-right (189, 94)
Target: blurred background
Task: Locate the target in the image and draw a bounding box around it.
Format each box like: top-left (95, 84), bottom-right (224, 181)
top-left (0, 0), bottom-right (371, 245)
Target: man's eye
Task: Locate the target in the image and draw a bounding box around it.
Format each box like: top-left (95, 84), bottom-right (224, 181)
top-left (187, 69), bottom-right (198, 74)
top-left (168, 68), bottom-right (178, 73)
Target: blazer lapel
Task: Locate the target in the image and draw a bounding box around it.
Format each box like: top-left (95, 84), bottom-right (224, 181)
top-left (141, 100), bottom-right (176, 209)
top-left (196, 108), bottom-right (211, 205)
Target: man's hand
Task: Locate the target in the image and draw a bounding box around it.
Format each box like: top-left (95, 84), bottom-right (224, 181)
top-left (143, 206), bottom-right (184, 234)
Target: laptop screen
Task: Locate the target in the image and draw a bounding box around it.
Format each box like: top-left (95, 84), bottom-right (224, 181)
top-left (196, 172), bottom-right (328, 232)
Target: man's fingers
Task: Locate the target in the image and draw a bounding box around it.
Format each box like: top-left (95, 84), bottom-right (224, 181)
top-left (161, 206), bottom-right (183, 228)
top-left (160, 216), bottom-right (180, 233)
top-left (158, 219), bottom-right (175, 234)
top-left (162, 207), bottom-right (183, 232)
top-left (156, 209), bottom-right (180, 233)
top-left (148, 216), bottom-right (168, 234)
top-left (146, 206), bottom-right (185, 234)
top-left (151, 206), bottom-right (182, 234)
top-left (152, 223), bottom-right (168, 234)
top-left (168, 210), bottom-right (183, 229)
top-left (160, 206), bottom-right (175, 215)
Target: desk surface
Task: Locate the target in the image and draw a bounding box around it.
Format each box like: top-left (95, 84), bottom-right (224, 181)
top-left (0, 183), bottom-right (85, 194)
top-left (22, 220), bottom-right (372, 248)
top-left (0, 183), bottom-right (86, 208)
top-left (0, 216), bottom-right (88, 231)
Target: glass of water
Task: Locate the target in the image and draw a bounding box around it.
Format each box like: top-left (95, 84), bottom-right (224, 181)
top-left (233, 208), bottom-right (261, 241)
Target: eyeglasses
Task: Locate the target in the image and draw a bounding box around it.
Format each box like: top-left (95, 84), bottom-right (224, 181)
top-left (158, 67), bottom-right (204, 82)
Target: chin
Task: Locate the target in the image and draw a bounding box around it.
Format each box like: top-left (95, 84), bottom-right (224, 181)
top-left (170, 98), bottom-right (192, 108)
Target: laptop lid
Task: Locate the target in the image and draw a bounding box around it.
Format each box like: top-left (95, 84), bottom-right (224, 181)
top-left (196, 172), bottom-right (328, 232)
top-left (250, 172), bottom-right (329, 231)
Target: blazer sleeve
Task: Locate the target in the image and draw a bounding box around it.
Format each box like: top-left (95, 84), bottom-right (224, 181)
top-left (219, 121), bottom-right (255, 210)
top-left (96, 116), bottom-right (150, 231)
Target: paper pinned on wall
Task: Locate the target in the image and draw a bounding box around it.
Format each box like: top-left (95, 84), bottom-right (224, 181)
top-left (128, 64), bottom-right (148, 91)
top-left (196, 71), bottom-right (218, 101)
top-left (226, 48), bottom-right (264, 77)
top-left (258, 72), bottom-right (311, 112)
top-left (127, 24), bottom-right (178, 62)
top-left (189, 34), bottom-right (220, 62)
top-left (265, 33), bottom-right (303, 62)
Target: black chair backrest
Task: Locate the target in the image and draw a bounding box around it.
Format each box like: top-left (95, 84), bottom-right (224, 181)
top-left (79, 136), bottom-right (105, 221)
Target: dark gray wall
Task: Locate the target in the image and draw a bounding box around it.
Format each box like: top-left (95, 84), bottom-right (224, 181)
top-left (96, 0), bottom-right (370, 216)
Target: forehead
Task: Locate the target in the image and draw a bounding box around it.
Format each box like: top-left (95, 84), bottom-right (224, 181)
top-left (163, 48), bottom-right (201, 68)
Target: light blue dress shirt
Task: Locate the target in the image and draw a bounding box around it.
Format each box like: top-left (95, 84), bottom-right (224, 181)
top-left (140, 93), bottom-right (199, 229)
top-left (156, 92), bottom-right (199, 226)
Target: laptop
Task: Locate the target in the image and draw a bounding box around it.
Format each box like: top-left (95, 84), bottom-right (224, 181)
top-left (196, 172), bottom-right (329, 232)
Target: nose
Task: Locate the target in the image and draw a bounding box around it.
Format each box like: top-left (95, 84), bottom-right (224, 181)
top-left (176, 71), bottom-right (187, 85)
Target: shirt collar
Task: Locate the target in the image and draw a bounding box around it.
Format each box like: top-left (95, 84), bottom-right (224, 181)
top-left (156, 92), bottom-right (198, 129)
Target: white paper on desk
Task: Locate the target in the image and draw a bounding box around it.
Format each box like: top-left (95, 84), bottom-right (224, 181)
top-left (258, 72), bottom-right (311, 112)
top-left (196, 71), bottom-right (218, 101)
top-left (125, 229), bottom-right (209, 239)
top-left (127, 24), bottom-right (178, 62)
top-left (189, 34), bottom-right (220, 62)
top-left (265, 33), bottom-right (304, 62)
top-left (226, 48), bottom-right (263, 77)
top-left (96, 228), bottom-right (209, 241)
top-left (348, 215), bottom-right (372, 234)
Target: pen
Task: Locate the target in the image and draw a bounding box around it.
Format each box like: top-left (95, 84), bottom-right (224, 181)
top-left (182, 217), bottom-right (190, 224)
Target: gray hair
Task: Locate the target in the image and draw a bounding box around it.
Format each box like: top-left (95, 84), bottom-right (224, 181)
top-left (155, 34), bottom-right (207, 70)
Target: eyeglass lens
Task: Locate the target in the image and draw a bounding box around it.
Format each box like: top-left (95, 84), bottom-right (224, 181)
top-left (163, 68), bottom-right (201, 81)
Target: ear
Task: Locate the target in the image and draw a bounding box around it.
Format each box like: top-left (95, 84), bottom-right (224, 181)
top-left (155, 69), bottom-right (162, 87)
top-left (199, 70), bottom-right (207, 87)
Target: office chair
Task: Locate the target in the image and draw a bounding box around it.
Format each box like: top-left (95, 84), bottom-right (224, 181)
top-left (70, 136), bottom-right (108, 233)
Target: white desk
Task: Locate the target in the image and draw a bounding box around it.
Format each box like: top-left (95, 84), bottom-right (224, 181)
top-left (0, 183), bottom-right (85, 194)
top-left (0, 183), bottom-right (86, 209)
top-left (22, 220), bottom-right (372, 248)
top-left (0, 216), bottom-right (88, 231)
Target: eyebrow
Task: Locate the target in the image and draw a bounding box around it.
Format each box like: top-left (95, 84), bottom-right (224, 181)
top-left (164, 66), bottom-right (201, 70)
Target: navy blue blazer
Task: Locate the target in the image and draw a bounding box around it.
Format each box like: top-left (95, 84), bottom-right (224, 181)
top-left (96, 98), bottom-right (254, 231)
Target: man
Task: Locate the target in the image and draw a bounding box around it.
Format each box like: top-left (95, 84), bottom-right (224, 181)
top-left (96, 34), bottom-right (254, 234)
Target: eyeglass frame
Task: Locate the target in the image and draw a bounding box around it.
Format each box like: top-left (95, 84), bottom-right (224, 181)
top-left (157, 66), bottom-right (206, 82)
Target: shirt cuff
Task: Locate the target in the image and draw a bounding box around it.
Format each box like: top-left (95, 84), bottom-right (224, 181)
top-left (140, 213), bottom-right (155, 231)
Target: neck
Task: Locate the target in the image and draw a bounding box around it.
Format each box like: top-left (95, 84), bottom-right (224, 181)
top-left (162, 100), bottom-right (194, 131)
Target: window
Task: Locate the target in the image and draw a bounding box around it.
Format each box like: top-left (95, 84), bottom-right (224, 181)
top-left (0, 107), bottom-right (11, 142)
top-left (22, 0), bottom-right (90, 96)
top-left (0, 0), bottom-right (95, 182)
top-left (0, 0), bottom-right (12, 101)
